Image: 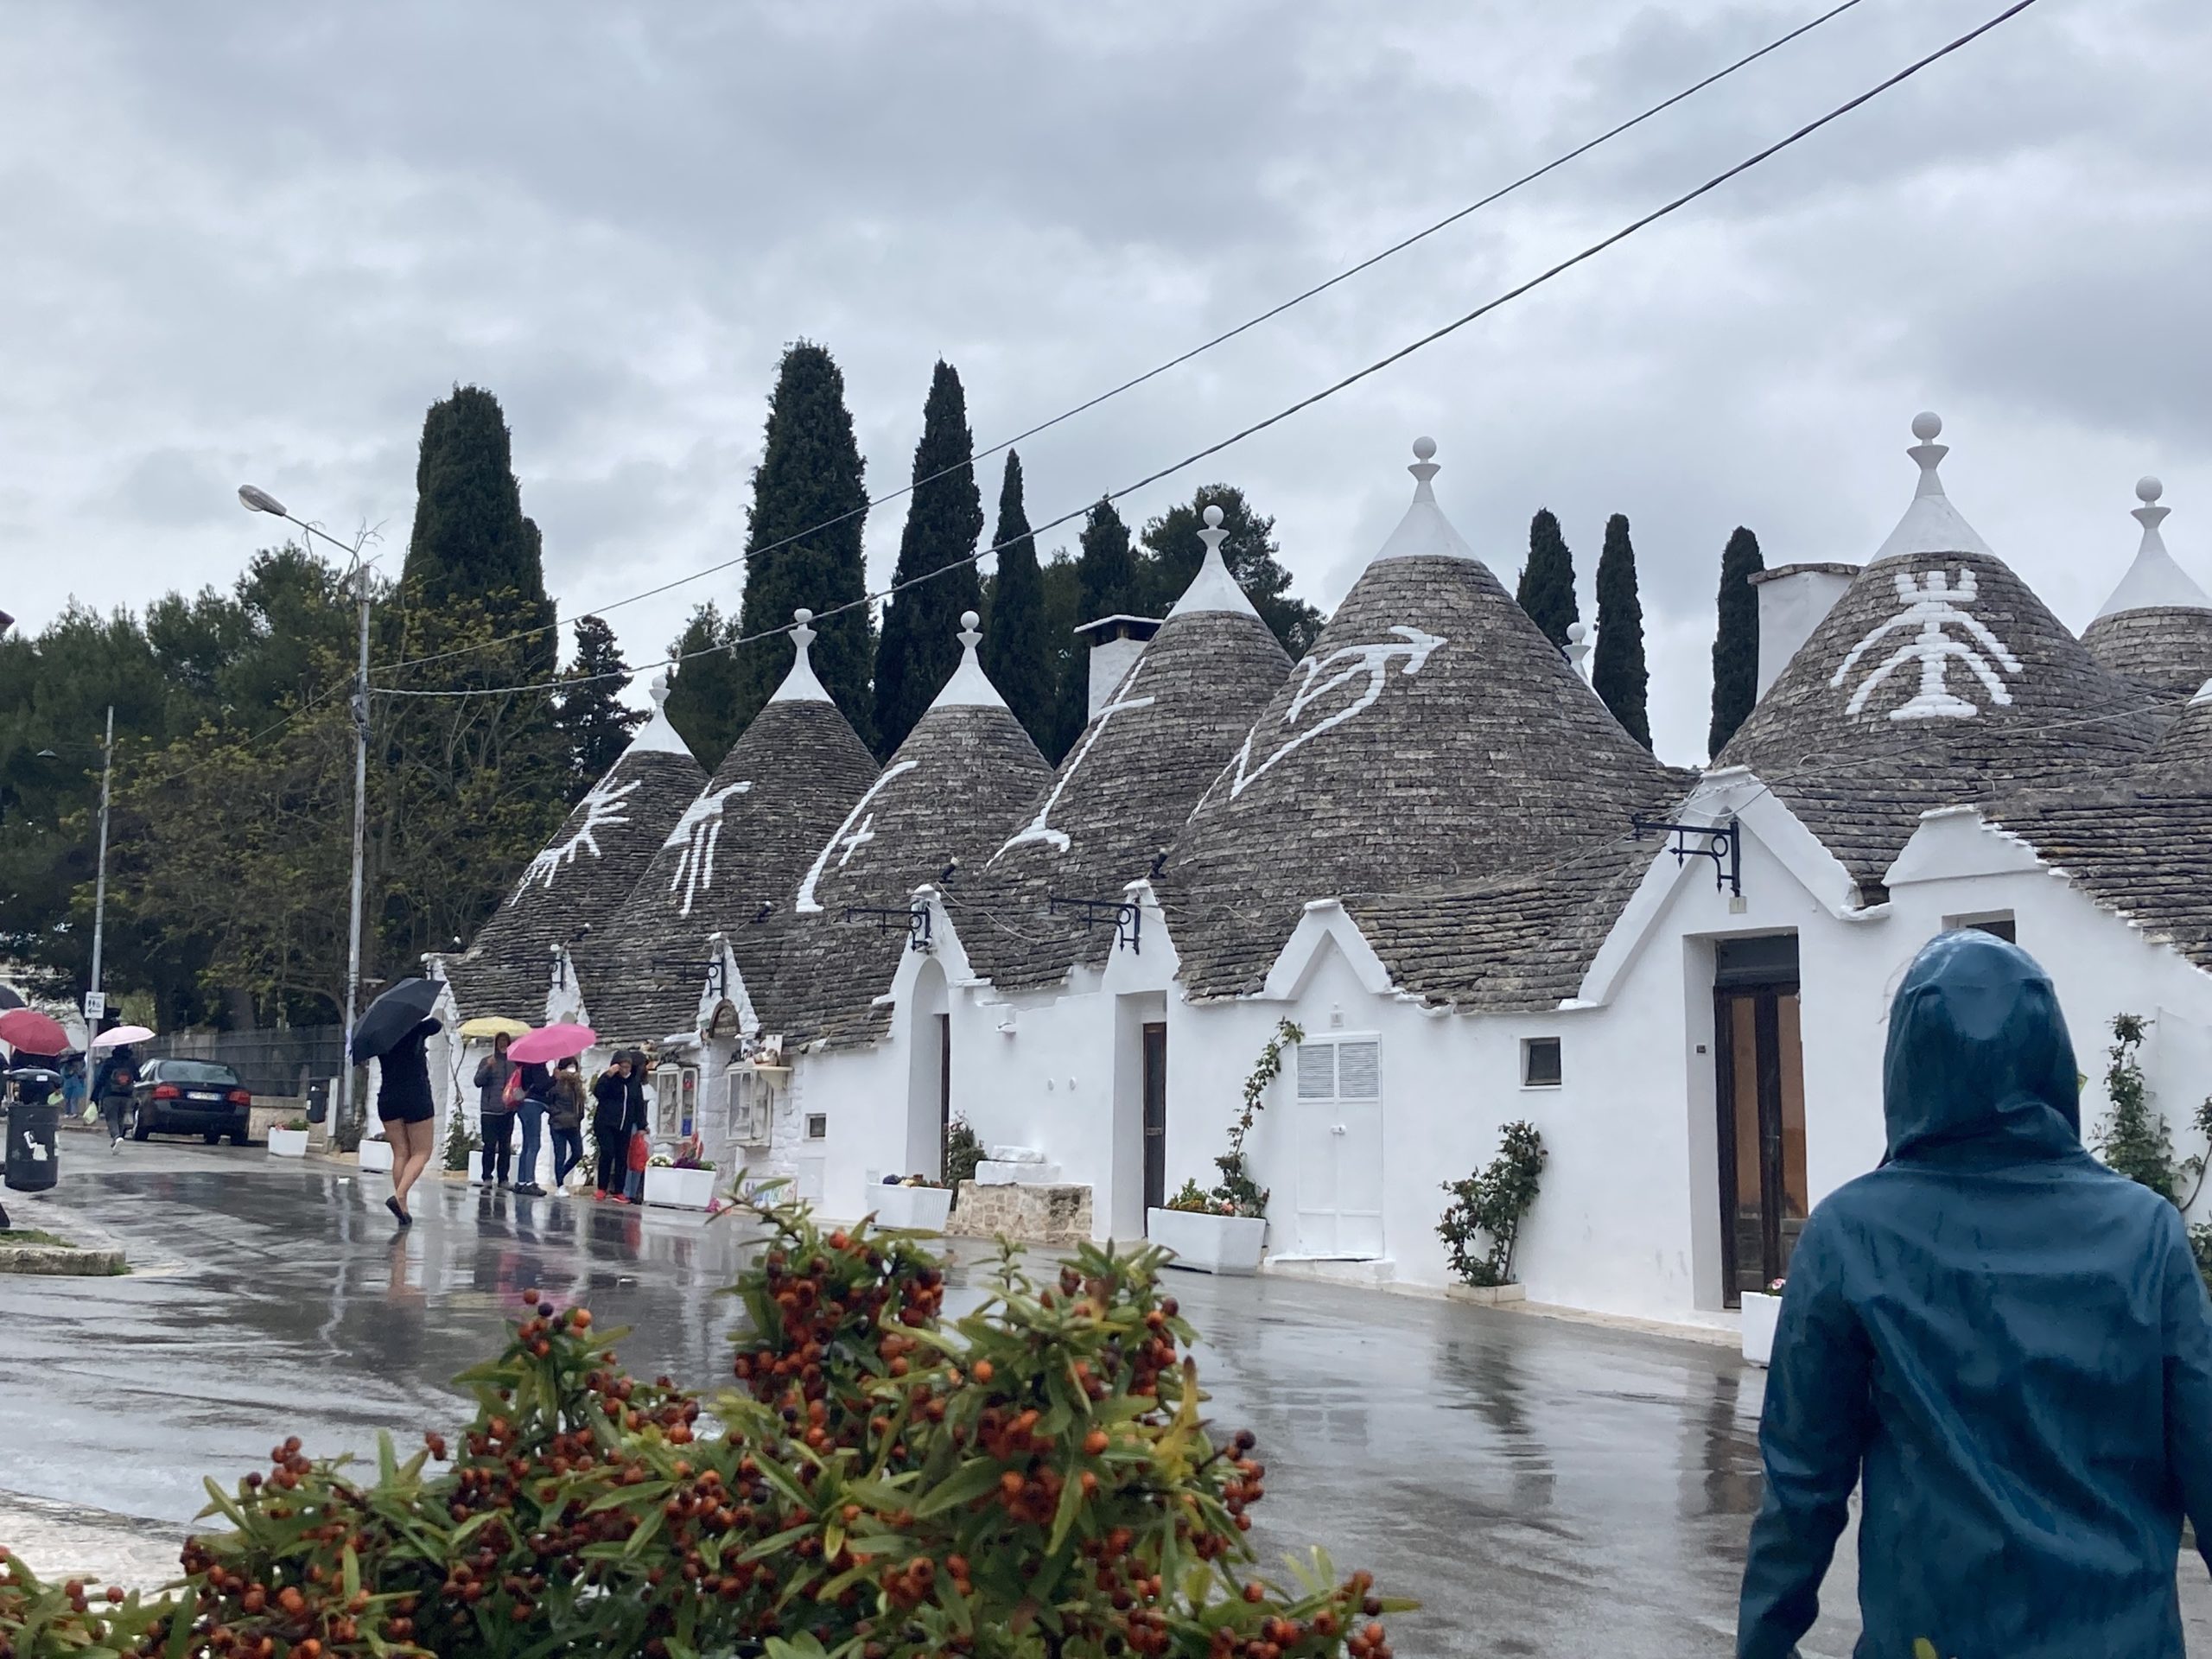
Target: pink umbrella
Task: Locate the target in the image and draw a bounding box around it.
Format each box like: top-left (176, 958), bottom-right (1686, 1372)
top-left (0, 1007), bottom-right (69, 1057)
top-left (508, 1023), bottom-right (596, 1065)
top-left (91, 1025), bottom-right (156, 1048)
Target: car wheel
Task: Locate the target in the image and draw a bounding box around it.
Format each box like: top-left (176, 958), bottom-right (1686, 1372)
top-left (131, 1111), bottom-right (152, 1141)
top-left (203, 1131), bottom-right (221, 1145)
top-left (231, 1130), bottom-right (251, 1147)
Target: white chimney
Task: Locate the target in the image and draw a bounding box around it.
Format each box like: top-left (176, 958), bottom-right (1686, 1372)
top-left (1750, 563), bottom-right (1859, 696)
top-left (1071, 614), bottom-right (1161, 721)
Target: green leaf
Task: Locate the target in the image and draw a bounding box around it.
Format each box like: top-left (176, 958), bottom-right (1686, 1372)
top-left (341, 1543), bottom-right (360, 1602)
top-left (1046, 1458), bottom-right (1087, 1554)
top-left (199, 1476), bottom-right (248, 1529)
top-left (740, 1523), bottom-right (817, 1564)
top-left (912, 1457), bottom-right (1005, 1518)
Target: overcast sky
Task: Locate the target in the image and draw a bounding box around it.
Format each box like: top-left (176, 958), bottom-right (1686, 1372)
top-left (3, 0), bottom-right (2206, 766)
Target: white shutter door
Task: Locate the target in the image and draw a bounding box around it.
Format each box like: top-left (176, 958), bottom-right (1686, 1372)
top-left (1334, 1042), bottom-right (1384, 1258)
top-left (1294, 1094), bottom-right (1339, 1256)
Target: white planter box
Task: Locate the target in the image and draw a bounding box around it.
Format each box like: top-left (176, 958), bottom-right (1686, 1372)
top-left (1147, 1208), bottom-right (1268, 1275)
top-left (1741, 1291), bottom-right (1783, 1367)
top-left (975, 1159), bottom-right (1062, 1185)
top-left (1444, 1282), bottom-right (1526, 1306)
top-left (266, 1128), bottom-right (309, 1159)
top-left (356, 1138), bottom-right (394, 1173)
top-left (643, 1165), bottom-right (718, 1211)
top-left (874, 1184), bottom-right (954, 1231)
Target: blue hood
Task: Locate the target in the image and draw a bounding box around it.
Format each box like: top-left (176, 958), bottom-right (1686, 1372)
top-left (1881, 929), bottom-right (2080, 1163)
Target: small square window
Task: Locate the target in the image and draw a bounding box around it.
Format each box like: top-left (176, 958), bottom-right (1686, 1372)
top-left (1944, 912), bottom-right (2016, 943)
top-left (805, 1113), bottom-right (828, 1141)
top-left (1521, 1037), bottom-right (1562, 1089)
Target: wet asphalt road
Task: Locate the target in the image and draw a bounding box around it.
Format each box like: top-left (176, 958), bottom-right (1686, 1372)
top-left (4, 1144), bottom-right (2209, 1656)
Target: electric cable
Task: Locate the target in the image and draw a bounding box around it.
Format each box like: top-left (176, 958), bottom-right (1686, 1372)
top-left (372, 0), bottom-right (1876, 680)
top-left (375, 0), bottom-right (2044, 703)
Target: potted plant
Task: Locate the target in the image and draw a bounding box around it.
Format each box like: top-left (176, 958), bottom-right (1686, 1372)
top-left (1437, 1120), bottom-right (1547, 1306)
top-left (1147, 1180), bottom-right (1268, 1275)
top-left (1146, 1020), bottom-right (1300, 1274)
top-left (873, 1173), bottom-right (954, 1232)
top-left (641, 1142), bottom-right (719, 1211)
top-left (266, 1117), bottom-right (311, 1159)
top-left (1741, 1277), bottom-right (1785, 1366)
top-left (355, 1135), bottom-right (395, 1174)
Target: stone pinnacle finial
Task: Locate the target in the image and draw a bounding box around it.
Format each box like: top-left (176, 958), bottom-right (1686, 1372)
top-left (791, 607), bottom-right (817, 649)
top-left (1907, 411), bottom-right (1949, 499)
top-left (1565, 620), bottom-right (1592, 679)
top-left (648, 672), bottom-right (670, 709)
top-left (1408, 436), bottom-right (1440, 497)
top-left (1198, 502), bottom-right (1227, 557)
top-left (2133, 474), bottom-right (2171, 541)
top-left (958, 609), bottom-right (982, 652)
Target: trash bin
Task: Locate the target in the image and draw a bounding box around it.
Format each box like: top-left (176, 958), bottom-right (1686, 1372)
top-left (4, 1074), bottom-right (62, 1192)
top-left (306, 1080), bottom-right (329, 1125)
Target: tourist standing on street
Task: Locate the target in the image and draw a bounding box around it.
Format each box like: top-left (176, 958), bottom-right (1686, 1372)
top-left (512, 1060), bottom-right (552, 1197)
top-left (1738, 931), bottom-right (2212, 1659)
top-left (60, 1053), bottom-right (87, 1124)
top-left (590, 1052), bottom-right (630, 1199)
top-left (621, 1048), bottom-right (652, 1203)
top-left (474, 1033), bottom-right (516, 1189)
top-left (548, 1058), bottom-right (585, 1191)
top-left (374, 1015), bottom-right (441, 1226)
top-left (89, 1043), bottom-right (138, 1151)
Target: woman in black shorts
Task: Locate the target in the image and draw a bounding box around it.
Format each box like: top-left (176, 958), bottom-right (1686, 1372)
top-left (377, 1015), bottom-right (442, 1225)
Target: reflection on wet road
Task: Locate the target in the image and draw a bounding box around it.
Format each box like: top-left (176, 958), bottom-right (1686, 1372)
top-left (4, 1148), bottom-right (2205, 1656)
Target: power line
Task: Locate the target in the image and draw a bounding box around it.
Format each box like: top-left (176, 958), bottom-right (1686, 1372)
top-left (372, 0), bottom-right (1872, 681)
top-left (378, 0), bottom-right (2044, 704)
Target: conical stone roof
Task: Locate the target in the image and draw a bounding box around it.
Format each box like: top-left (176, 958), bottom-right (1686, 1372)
top-left (2080, 477), bottom-right (2212, 698)
top-left (2142, 678), bottom-right (2212, 779)
top-left (956, 507), bottom-right (1293, 993)
top-left (1718, 414), bottom-right (2158, 891)
top-left (582, 613), bottom-right (879, 1046)
top-left (767, 611), bottom-right (1051, 1046)
top-left (1163, 439), bottom-right (1680, 999)
top-left (442, 678), bottom-right (705, 1023)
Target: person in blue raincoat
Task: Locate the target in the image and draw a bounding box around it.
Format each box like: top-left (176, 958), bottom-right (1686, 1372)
top-left (1738, 930), bottom-right (2212, 1658)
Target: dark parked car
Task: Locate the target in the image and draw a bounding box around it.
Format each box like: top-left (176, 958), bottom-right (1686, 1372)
top-left (130, 1059), bottom-right (253, 1145)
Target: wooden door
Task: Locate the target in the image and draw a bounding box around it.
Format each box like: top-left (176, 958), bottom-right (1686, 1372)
top-left (1714, 984), bottom-right (1808, 1304)
top-left (1141, 1022), bottom-right (1167, 1214)
top-left (936, 1013), bottom-right (951, 1175)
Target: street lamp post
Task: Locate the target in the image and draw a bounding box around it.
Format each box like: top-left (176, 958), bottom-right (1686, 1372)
top-left (239, 485), bottom-right (374, 1140)
top-left (87, 704), bottom-right (114, 1027)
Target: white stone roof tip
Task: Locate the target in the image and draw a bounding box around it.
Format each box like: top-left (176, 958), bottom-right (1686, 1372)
top-left (1372, 436), bottom-right (1480, 565)
top-left (931, 609), bottom-right (1010, 710)
top-left (1166, 503), bottom-right (1264, 620)
top-left (767, 608), bottom-right (834, 704)
top-left (1870, 410), bottom-right (1997, 563)
top-left (2092, 474), bottom-right (2211, 620)
top-left (623, 671), bottom-right (702, 758)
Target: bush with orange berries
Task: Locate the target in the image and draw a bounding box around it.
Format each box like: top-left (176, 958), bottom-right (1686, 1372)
top-left (0, 1187), bottom-right (1407, 1658)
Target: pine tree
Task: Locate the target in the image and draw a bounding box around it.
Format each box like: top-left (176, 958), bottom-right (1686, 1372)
top-left (1708, 525), bottom-right (1766, 758)
top-left (874, 360), bottom-right (986, 755)
top-left (1516, 509), bottom-right (1578, 651)
top-left (402, 385), bottom-right (556, 677)
top-left (730, 342), bottom-right (874, 747)
top-left (554, 615), bottom-right (650, 798)
top-left (664, 602), bottom-right (747, 764)
top-left (1051, 500), bottom-right (1141, 759)
top-left (1136, 485), bottom-right (1325, 658)
top-left (1592, 512), bottom-right (1651, 749)
top-left (980, 451), bottom-right (1056, 753)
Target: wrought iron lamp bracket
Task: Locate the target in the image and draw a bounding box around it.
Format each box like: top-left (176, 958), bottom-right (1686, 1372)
top-left (1630, 814), bottom-right (1743, 897)
top-left (1049, 894), bottom-right (1142, 954)
top-left (841, 905), bottom-right (933, 952)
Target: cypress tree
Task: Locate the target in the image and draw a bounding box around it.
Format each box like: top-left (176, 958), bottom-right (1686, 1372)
top-left (1592, 512), bottom-right (1651, 749)
top-left (730, 342), bottom-right (874, 747)
top-left (980, 451), bottom-right (1056, 753)
top-left (554, 614), bottom-right (650, 798)
top-left (1708, 525), bottom-right (1766, 758)
top-left (664, 601), bottom-right (746, 764)
top-left (874, 360), bottom-right (986, 755)
top-left (1516, 509), bottom-right (1579, 651)
top-left (1136, 485), bottom-right (1325, 658)
top-left (402, 385), bottom-right (556, 676)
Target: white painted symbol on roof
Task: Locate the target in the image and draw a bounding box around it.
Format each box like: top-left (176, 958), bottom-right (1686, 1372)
top-left (1223, 625), bottom-right (1446, 798)
top-left (835, 817), bottom-right (877, 867)
top-left (994, 663), bottom-right (1156, 860)
top-left (512, 774), bottom-right (643, 899)
top-left (662, 781), bottom-right (753, 917)
top-left (795, 760), bottom-right (920, 913)
top-left (1831, 568), bottom-right (2021, 721)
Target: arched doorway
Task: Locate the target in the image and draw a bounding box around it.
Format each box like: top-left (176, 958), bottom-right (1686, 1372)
top-left (904, 958), bottom-right (950, 1179)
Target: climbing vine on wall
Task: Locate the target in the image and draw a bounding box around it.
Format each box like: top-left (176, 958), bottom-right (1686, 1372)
top-left (2093, 1012), bottom-right (2212, 1284)
top-left (1211, 1019), bottom-right (1304, 1218)
top-left (1438, 1121), bottom-right (1548, 1288)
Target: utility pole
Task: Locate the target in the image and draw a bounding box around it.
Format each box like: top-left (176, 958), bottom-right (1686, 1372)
top-left (87, 703), bottom-right (114, 1024)
top-left (238, 482), bottom-right (377, 1141)
top-left (341, 563), bottom-right (372, 1141)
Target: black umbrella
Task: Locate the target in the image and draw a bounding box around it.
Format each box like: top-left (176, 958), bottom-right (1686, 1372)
top-left (0, 985), bottom-right (23, 1010)
top-left (349, 977), bottom-right (442, 1063)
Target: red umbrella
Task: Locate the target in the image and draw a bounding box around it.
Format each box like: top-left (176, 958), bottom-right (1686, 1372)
top-left (0, 1007), bottom-right (69, 1058)
top-left (507, 1023), bottom-right (596, 1065)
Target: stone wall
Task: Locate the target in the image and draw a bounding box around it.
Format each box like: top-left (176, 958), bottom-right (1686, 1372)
top-left (945, 1182), bottom-right (1093, 1248)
